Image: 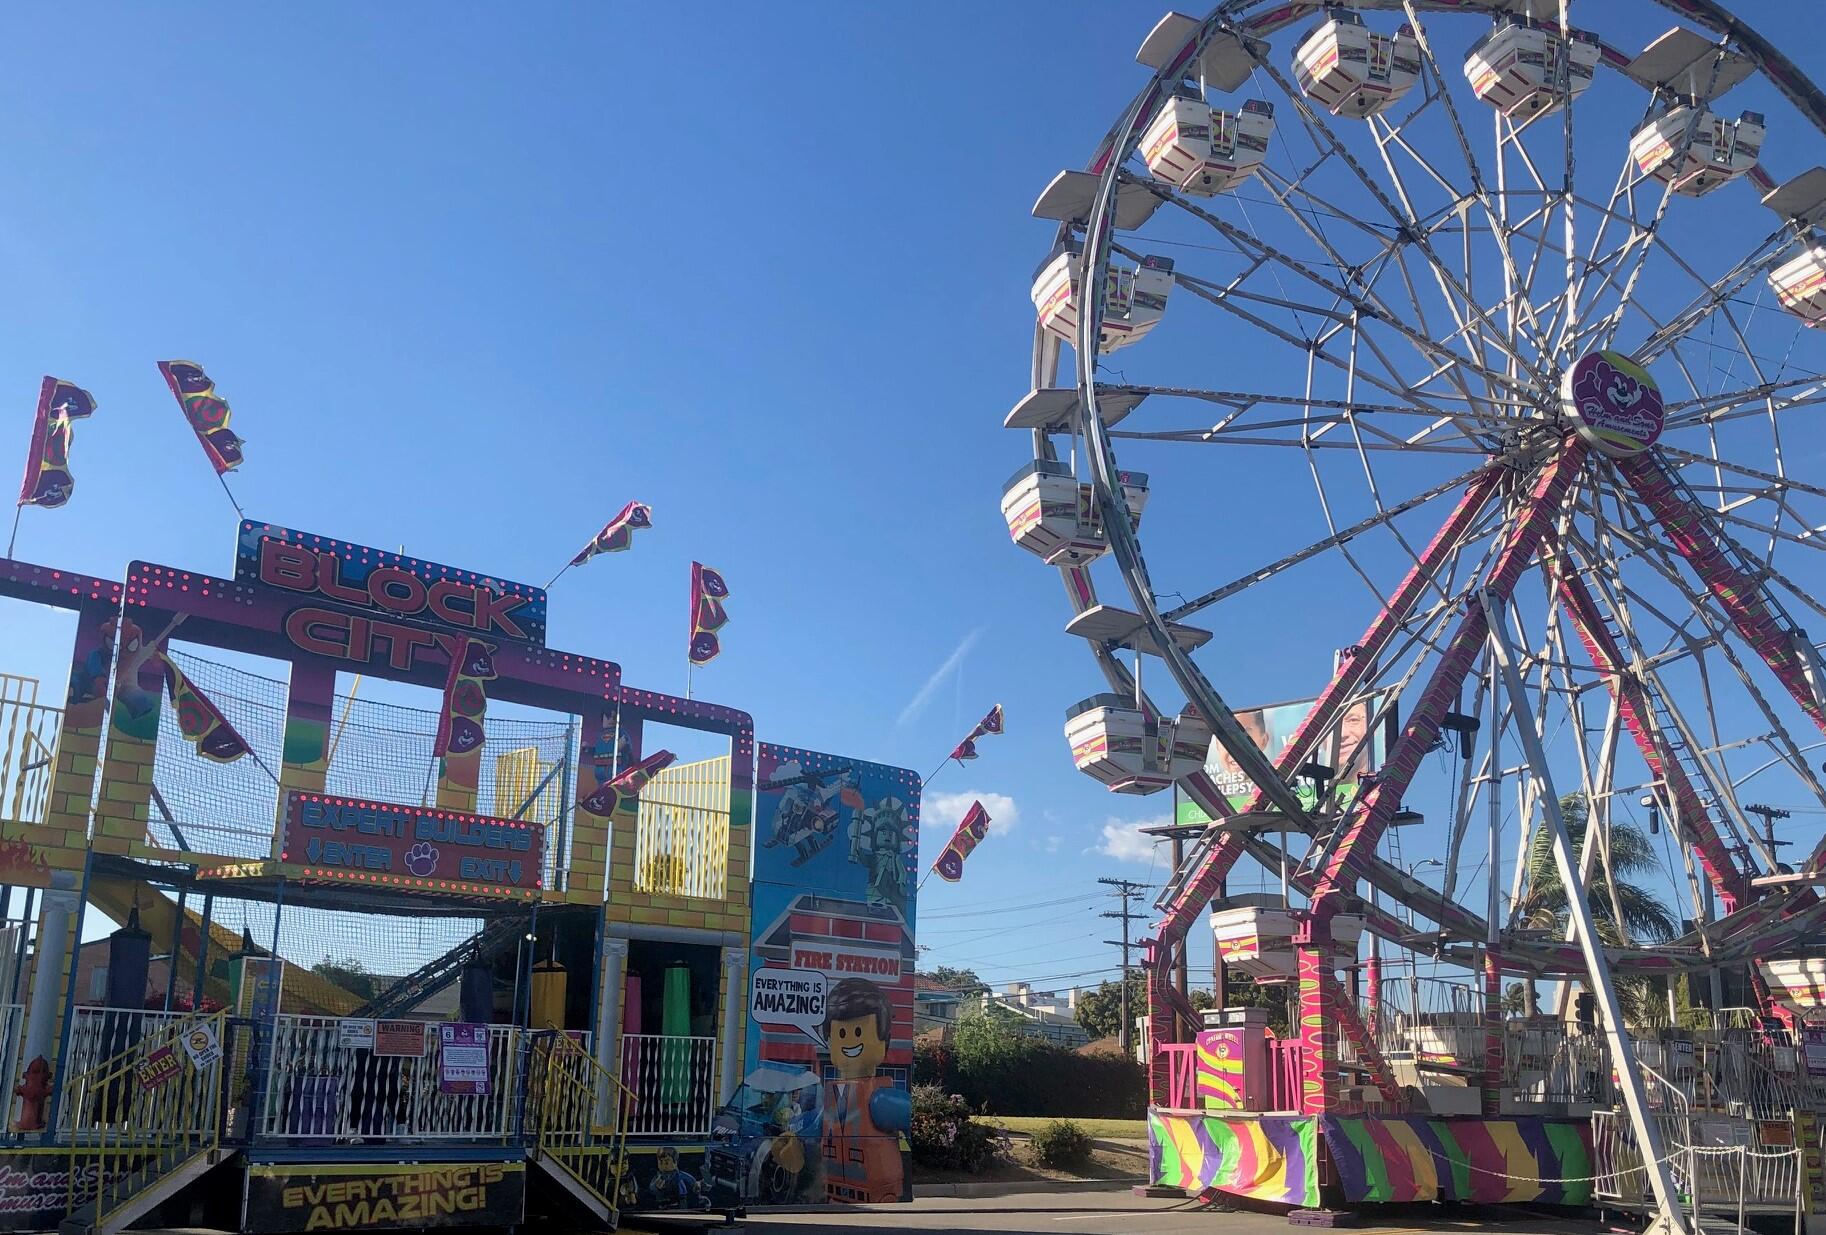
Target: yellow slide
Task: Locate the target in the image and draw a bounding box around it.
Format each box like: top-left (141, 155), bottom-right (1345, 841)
top-left (87, 875), bottom-right (362, 1015)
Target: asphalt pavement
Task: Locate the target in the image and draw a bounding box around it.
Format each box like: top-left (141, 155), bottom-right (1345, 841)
top-left (625, 1188), bottom-right (1614, 1235)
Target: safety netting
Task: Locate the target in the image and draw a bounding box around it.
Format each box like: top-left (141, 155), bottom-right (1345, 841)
top-left (149, 650), bottom-right (577, 886)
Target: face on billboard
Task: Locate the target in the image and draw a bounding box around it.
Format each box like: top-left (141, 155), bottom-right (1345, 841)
top-left (1201, 695), bottom-right (1389, 801)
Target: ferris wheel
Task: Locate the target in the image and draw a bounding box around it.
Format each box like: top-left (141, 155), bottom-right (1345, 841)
top-left (1003, 0), bottom-right (1826, 1118)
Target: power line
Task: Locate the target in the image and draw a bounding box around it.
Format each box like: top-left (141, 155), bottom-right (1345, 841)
top-left (920, 893), bottom-right (1101, 920)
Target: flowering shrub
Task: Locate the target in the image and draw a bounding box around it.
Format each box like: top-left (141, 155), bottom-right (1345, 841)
top-left (909, 1084), bottom-right (1008, 1171)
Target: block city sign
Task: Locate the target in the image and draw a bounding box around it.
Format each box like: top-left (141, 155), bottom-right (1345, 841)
top-left (281, 792), bottom-right (543, 898)
top-left (236, 521), bottom-right (548, 671)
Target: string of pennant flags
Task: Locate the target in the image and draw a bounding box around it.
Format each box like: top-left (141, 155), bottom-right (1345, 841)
top-left (14, 357), bottom-right (997, 885)
top-left (12, 363), bottom-right (735, 671)
top-left (918, 702), bottom-right (1008, 887)
top-left (11, 363), bottom-right (740, 777)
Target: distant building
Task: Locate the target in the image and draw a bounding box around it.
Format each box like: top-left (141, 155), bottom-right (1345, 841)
top-left (913, 973), bottom-right (968, 1033)
top-left (980, 981), bottom-right (1090, 1048)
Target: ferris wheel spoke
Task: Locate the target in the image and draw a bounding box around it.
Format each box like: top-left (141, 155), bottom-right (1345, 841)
top-left (1363, 118), bottom-right (1514, 384)
top-left (1252, 44), bottom-right (1555, 393)
top-left (1170, 178), bottom-right (1529, 405)
top-left (1161, 462), bottom-right (1500, 622)
top-left (1560, 539), bottom-right (1772, 892)
top-left (1660, 378), bottom-right (1826, 431)
top-left (1568, 520), bottom-right (1826, 832)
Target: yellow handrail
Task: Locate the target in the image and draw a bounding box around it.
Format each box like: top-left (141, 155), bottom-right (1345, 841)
top-left (532, 1033), bottom-right (637, 1217)
top-left (65, 1010), bottom-right (226, 1229)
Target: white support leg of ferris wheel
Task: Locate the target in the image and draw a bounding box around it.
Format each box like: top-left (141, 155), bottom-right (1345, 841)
top-left (1480, 590), bottom-right (1689, 1235)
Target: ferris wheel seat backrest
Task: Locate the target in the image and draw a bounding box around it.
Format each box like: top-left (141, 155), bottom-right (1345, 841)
top-left (1463, 17), bottom-right (1601, 119)
top-left (1293, 7), bottom-right (1420, 119)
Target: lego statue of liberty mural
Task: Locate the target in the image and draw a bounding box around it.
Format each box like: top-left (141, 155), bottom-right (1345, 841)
top-left (847, 796), bottom-right (912, 917)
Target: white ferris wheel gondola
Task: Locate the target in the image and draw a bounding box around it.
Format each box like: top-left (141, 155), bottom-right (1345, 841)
top-left (1462, 16), bottom-right (1600, 118)
top-left (1031, 242), bottom-right (1174, 353)
top-left (1140, 88), bottom-right (1275, 194)
top-left (1000, 460), bottom-right (1149, 568)
top-left (1065, 692), bottom-right (1211, 795)
top-left (1630, 104), bottom-right (1766, 196)
top-left (1291, 7), bottom-right (1420, 120)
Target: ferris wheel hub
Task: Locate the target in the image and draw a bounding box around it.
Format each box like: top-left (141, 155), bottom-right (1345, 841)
top-left (1560, 350), bottom-right (1666, 459)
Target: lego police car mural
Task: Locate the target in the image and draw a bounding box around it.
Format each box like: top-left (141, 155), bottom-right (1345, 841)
top-left (710, 745), bottom-right (918, 1206)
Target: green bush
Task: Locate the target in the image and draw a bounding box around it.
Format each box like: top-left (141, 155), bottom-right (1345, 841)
top-left (909, 1085), bottom-right (1009, 1172)
top-left (1028, 1118), bottom-right (1093, 1169)
top-left (924, 1009), bottom-right (1146, 1119)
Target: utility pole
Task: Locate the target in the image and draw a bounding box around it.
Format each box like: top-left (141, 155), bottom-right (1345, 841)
top-left (1100, 877), bottom-right (1149, 1053)
top-left (1745, 803), bottom-right (1792, 869)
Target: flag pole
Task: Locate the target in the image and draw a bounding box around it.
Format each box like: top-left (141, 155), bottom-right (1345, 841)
top-left (216, 472), bottom-right (244, 518)
top-left (5, 506), bottom-right (21, 559)
top-left (543, 561), bottom-right (574, 592)
top-left (920, 754), bottom-right (953, 792)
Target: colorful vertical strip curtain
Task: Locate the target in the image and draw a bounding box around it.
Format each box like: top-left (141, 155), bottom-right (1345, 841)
top-left (949, 703), bottom-right (1004, 761)
top-left (688, 562), bottom-right (730, 665)
top-left (570, 500), bottom-right (653, 566)
top-left (1148, 1111), bottom-right (1319, 1207)
top-left (157, 360), bottom-right (245, 473)
top-left (932, 801), bottom-right (990, 882)
top-left (16, 377), bottom-right (96, 509)
top-left (661, 963), bottom-right (691, 1104)
top-left (1320, 1115), bottom-right (1594, 1205)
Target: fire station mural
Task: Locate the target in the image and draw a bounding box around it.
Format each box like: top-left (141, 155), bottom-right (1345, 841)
top-left (729, 744), bottom-right (919, 1206)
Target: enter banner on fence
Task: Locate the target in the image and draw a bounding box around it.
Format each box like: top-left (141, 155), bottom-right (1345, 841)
top-left (1321, 1115), bottom-right (1594, 1205)
top-left (1149, 1111), bottom-right (1319, 1207)
top-left (243, 1161), bottom-right (524, 1233)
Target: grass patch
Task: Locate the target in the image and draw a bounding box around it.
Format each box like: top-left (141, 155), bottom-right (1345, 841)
top-left (990, 1116), bottom-right (1148, 1140)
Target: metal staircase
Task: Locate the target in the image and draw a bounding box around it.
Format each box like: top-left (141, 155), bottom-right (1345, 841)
top-left (528, 1033), bottom-right (635, 1231)
top-left (61, 1010), bottom-right (227, 1235)
top-left (353, 910), bottom-right (531, 1019)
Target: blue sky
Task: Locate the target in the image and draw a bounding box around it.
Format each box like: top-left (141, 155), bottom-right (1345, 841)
top-left (4, 2), bottom-right (1826, 995)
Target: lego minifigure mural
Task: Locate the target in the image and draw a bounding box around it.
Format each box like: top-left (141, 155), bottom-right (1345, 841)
top-left (717, 744), bottom-right (917, 1206)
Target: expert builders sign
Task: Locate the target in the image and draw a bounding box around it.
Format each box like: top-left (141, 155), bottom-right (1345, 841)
top-left (281, 792), bottom-right (542, 898)
top-left (244, 1162), bottom-right (524, 1233)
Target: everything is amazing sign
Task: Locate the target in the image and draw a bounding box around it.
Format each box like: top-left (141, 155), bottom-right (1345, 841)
top-left (244, 1162), bottom-right (524, 1233)
top-left (281, 792), bottom-right (542, 898)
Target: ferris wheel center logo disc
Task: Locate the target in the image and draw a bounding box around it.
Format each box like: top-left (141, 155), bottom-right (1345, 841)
top-left (1561, 350), bottom-right (1664, 458)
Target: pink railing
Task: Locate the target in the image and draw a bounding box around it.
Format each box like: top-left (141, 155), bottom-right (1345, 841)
top-left (1158, 1042), bottom-right (1197, 1109)
top-left (1268, 1039), bottom-right (1304, 1113)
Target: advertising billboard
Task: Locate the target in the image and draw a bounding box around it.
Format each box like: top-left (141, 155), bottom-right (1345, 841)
top-left (1176, 694), bottom-right (1395, 825)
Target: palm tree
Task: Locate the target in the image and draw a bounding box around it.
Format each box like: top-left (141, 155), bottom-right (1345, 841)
top-left (1512, 792), bottom-right (1679, 944)
top-left (1510, 792), bottom-right (1679, 1024)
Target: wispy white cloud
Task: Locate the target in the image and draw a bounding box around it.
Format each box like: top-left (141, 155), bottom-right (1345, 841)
top-left (1093, 818), bottom-right (1169, 864)
top-left (924, 790), bottom-right (1019, 832)
top-left (896, 627), bottom-right (985, 728)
